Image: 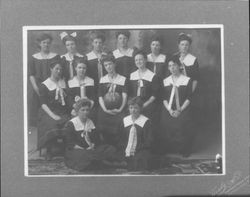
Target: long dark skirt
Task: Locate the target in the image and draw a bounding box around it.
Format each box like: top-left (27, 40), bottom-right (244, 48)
top-left (37, 108), bottom-right (69, 149)
top-left (97, 108), bottom-right (126, 147)
top-left (64, 144), bottom-right (117, 171)
top-left (125, 150), bottom-right (152, 171)
top-left (158, 107), bottom-right (194, 154)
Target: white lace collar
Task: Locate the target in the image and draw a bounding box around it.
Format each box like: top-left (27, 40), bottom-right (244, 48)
top-left (68, 76), bottom-right (94, 88)
top-left (181, 53), bottom-right (196, 66)
top-left (163, 74), bottom-right (190, 87)
top-left (147, 53), bottom-right (166, 63)
top-left (113, 48), bottom-right (134, 58)
top-left (100, 74), bottom-right (126, 86)
top-left (32, 52), bottom-right (57, 60)
top-left (130, 69), bottom-right (155, 82)
top-left (42, 78), bottom-right (66, 90)
top-left (70, 116), bottom-right (95, 131)
top-left (123, 115), bottom-right (148, 128)
top-left (61, 52), bottom-right (83, 61)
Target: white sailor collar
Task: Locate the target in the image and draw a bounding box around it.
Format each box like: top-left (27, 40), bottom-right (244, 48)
top-left (42, 78), bottom-right (66, 91)
top-left (100, 74), bottom-right (126, 86)
top-left (32, 52), bottom-right (57, 60)
top-left (61, 53), bottom-right (83, 61)
top-left (163, 74), bottom-right (190, 87)
top-left (70, 116), bottom-right (95, 131)
top-left (86, 51), bottom-right (106, 61)
top-left (123, 115), bottom-right (148, 128)
top-left (68, 76), bottom-right (94, 88)
top-left (147, 54), bottom-right (166, 63)
top-left (130, 69), bottom-right (155, 82)
top-left (182, 53), bottom-right (196, 66)
top-left (113, 48), bottom-right (134, 59)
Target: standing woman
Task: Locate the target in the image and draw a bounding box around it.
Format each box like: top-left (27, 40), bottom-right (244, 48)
top-left (147, 35), bottom-right (168, 80)
top-left (129, 50), bottom-right (160, 122)
top-left (37, 60), bottom-right (70, 159)
top-left (97, 54), bottom-right (128, 147)
top-left (172, 33), bottom-right (199, 92)
top-left (86, 32), bottom-right (107, 86)
top-left (113, 30), bottom-right (136, 78)
top-left (60, 32), bottom-right (84, 81)
top-left (28, 33), bottom-right (60, 125)
top-left (67, 58), bottom-right (96, 119)
top-left (159, 58), bottom-right (193, 157)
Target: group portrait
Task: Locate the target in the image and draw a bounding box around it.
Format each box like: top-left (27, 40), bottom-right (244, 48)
top-left (24, 25), bottom-right (224, 176)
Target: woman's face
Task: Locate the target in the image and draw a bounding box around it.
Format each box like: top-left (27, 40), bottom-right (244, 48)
top-left (92, 38), bottom-right (103, 52)
top-left (135, 54), bottom-right (146, 69)
top-left (117, 34), bottom-right (128, 48)
top-left (51, 64), bottom-right (62, 79)
top-left (168, 61), bottom-right (180, 75)
top-left (65, 40), bottom-right (76, 54)
top-left (77, 105), bottom-right (90, 121)
top-left (129, 104), bottom-right (141, 119)
top-left (178, 40), bottom-right (190, 54)
top-left (103, 61), bottom-right (116, 74)
top-left (150, 41), bottom-right (161, 54)
top-left (75, 63), bottom-right (87, 77)
top-left (39, 39), bottom-right (51, 53)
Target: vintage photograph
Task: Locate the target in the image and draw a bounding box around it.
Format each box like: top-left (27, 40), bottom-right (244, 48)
top-left (24, 25), bottom-right (225, 176)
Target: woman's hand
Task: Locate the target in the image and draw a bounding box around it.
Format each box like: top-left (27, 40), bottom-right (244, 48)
top-left (172, 110), bottom-right (181, 118)
top-left (74, 144), bottom-right (84, 149)
top-left (87, 143), bottom-right (95, 150)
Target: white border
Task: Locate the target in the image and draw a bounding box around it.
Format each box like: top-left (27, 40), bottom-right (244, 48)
top-left (23, 24), bottom-right (225, 177)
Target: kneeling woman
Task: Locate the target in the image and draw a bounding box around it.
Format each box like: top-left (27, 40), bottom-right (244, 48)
top-left (64, 99), bottom-right (118, 171)
top-left (159, 58), bottom-right (193, 157)
top-left (97, 54), bottom-right (128, 147)
top-left (118, 97), bottom-right (153, 171)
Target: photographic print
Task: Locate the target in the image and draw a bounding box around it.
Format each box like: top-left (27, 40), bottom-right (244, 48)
top-left (24, 25), bottom-right (225, 177)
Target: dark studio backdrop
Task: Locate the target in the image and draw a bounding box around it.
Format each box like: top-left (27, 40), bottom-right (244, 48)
top-left (27, 28), bottom-right (221, 137)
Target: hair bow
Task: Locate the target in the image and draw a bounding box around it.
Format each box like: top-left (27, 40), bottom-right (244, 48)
top-left (60, 32), bottom-right (77, 40)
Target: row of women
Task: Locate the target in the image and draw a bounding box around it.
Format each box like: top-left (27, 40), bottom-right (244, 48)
top-left (29, 30), bottom-right (199, 171)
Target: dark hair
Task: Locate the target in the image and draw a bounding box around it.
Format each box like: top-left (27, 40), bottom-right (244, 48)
top-left (74, 98), bottom-right (92, 112)
top-left (133, 50), bottom-right (147, 60)
top-left (62, 35), bottom-right (76, 45)
top-left (74, 56), bottom-right (88, 67)
top-left (49, 60), bottom-right (62, 69)
top-left (168, 56), bottom-right (181, 67)
top-left (178, 33), bottom-right (192, 44)
top-left (115, 30), bottom-right (131, 39)
top-left (128, 96), bottom-right (143, 109)
top-left (36, 33), bottom-right (53, 43)
top-left (90, 31), bottom-right (106, 42)
top-left (150, 35), bottom-right (163, 45)
top-left (100, 53), bottom-right (116, 65)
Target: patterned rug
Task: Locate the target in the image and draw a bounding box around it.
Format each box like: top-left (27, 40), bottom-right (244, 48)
top-left (28, 157), bottom-right (220, 175)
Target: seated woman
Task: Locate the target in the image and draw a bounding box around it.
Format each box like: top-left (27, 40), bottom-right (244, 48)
top-left (60, 31), bottom-right (84, 81)
top-left (63, 98), bottom-right (118, 172)
top-left (37, 60), bottom-right (70, 159)
top-left (97, 53), bottom-right (128, 147)
top-left (159, 58), bottom-right (194, 157)
top-left (129, 50), bottom-right (160, 122)
top-left (67, 58), bottom-right (96, 119)
top-left (117, 97), bottom-right (153, 171)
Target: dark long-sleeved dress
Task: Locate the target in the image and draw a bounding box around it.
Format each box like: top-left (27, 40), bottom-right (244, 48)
top-left (147, 53), bottom-right (168, 80)
top-left (86, 51), bottom-right (107, 86)
top-left (159, 74), bottom-right (194, 154)
top-left (97, 74), bottom-right (128, 147)
top-left (28, 52), bottom-right (60, 126)
top-left (118, 114), bottom-right (153, 170)
top-left (61, 53), bottom-right (84, 81)
top-left (64, 117), bottom-right (117, 171)
top-left (113, 48), bottom-right (136, 78)
top-left (37, 78), bottom-right (70, 150)
top-left (129, 69), bottom-right (160, 121)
